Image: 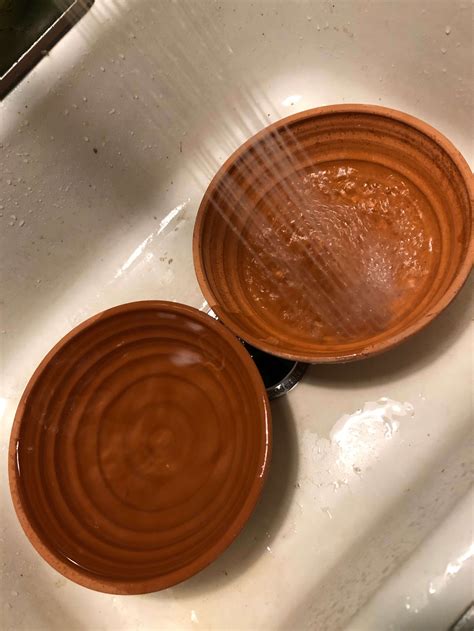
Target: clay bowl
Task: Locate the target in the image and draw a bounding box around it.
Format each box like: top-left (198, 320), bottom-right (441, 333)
top-left (194, 105), bottom-right (473, 362)
top-left (9, 301), bottom-right (271, 594)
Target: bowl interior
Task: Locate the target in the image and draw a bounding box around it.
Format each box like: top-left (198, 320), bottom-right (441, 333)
top-left (194, 106), bottom-right (472, 362)
top-left (9, 301), bottom-right (270, 593)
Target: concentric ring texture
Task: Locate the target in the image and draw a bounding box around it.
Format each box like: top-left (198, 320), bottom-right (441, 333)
top-left (194, 105), bottom-right (473, 362)
top-left (10, 302), bottom-right (270, 593)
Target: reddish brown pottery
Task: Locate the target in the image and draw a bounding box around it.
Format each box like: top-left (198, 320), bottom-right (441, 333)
top-left (9, 301), bottom-right (271, 594)
top-left (194, 104), bottom-right (473, 362)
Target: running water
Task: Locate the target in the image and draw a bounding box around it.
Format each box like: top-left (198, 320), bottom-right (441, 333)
top-left (241, 161), bottom-right (438, 343)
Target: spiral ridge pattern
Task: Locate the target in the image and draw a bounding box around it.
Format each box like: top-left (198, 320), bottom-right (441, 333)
top-left (10, 302), bottom-right (271, 594)
top-left (194, 105), bottom-right (472, 362)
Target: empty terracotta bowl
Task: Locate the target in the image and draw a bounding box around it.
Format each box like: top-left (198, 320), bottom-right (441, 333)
top-left (9, 301), bottom-right (271, 594)
top-left (194, 105), bottom-right (473, 362)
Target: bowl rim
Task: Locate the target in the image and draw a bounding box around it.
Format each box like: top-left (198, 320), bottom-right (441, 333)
top-left (8, 300), bottom-right (272, 594)
top-left (193, 103), bottom-right (474, 363)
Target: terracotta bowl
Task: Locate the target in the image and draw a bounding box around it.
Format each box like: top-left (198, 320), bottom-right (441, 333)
top-left (9, 301), bottom-right (271, 594)
top-left (194, 105), bottom-right (473, 362)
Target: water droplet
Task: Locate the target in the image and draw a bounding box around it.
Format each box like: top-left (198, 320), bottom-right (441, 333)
top-left (445, 25), bottom-right (451, 35)
top-left (100, 66), bottom-right (105, 72)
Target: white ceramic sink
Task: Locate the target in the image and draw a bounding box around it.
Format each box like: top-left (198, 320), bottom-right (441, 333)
top-left (1, 1), bottom-right (472, 629)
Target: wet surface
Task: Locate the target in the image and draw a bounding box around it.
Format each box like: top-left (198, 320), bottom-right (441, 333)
top-left (242, 160), bottom-right (439, 343)
top-left (1, 0), bottom-right (472, 628)
top-left (12, 303), bottom-right (270, 590)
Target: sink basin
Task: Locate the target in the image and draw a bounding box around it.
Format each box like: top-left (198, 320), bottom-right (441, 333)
top-left (1, 1), bottom-right (472, 629)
